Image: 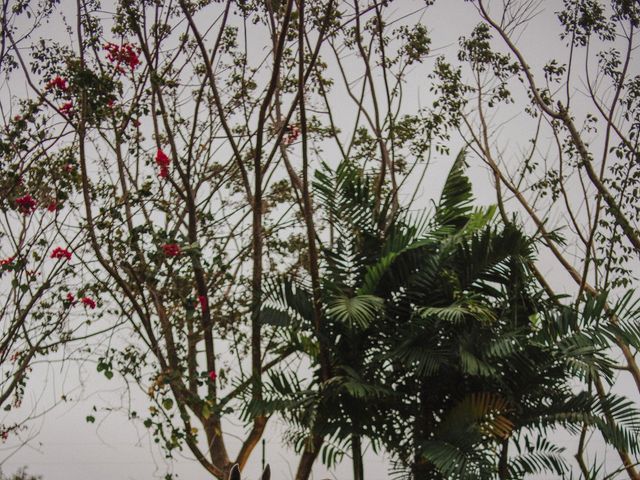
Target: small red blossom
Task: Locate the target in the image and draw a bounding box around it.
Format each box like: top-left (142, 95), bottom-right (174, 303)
top-left (47, 201), bottom-right (58, 212)
top-left (50, 247), bottom-right (72, 261)
top-left (133, 119), bottom-right (141, 127)
top-left (156, 149), bottom-right (170, 167)
top-left (64, 163), bottom-right (75, 173)
top-left (1, 431), bottom-right (8, 441)
top-left (104, 42), bottom-right (141, 73)
top-left (15, 194), bottom-right (37, 215)
top-left (107, 98), bottom-right (116, 109)
top-left (208, 370), bottom-right (217, 382)
top-left (0, 256), bottom-right (15, 267)
top-left (155, 149), bottom-right (171, 179)
top-left (198, 295), bottom-right (208, 312)
top-left (66, 292), bottom-right (77, 306)
top-left (46, 76), bottom-right (68, 91)
top-left (81, 297), bottom-right (96, 309)
top-left (162, 243), bottom-right (181, 257)
top-left (13, 115), bottom-right (22, 122)
top-left (60, 101), bottom-right (74, 115)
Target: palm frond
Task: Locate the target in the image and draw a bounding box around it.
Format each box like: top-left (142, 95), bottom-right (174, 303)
top-left (508, 436), bottom-right (568, 477)
top-left (326, 294), bottom-right (384, 329)
top-left (437, 392), bottom-right (514, 443)
top-left (433, 150), bottom-right (474, 229)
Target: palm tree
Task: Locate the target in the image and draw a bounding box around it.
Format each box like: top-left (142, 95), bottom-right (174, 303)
top-left (257, 153), bottom-right (640, 479)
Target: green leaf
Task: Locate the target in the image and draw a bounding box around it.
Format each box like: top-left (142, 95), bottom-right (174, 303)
top-left (326, 294), bottom-right (384, 329)
top-left (261, 306), bottom-right (291, 327)
top-left (434, 150), bottom-right (474, 229)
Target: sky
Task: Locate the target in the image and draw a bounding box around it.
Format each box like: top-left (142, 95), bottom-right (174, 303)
top-left (1, 1), bottom-right (638, 479)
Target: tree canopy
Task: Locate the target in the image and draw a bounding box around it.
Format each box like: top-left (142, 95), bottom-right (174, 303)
top-left (0, 1), bottom-right (639, 479)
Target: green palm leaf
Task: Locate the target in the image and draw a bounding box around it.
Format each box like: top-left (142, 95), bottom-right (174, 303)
top-left (326, 294), bottom-right (384, 329)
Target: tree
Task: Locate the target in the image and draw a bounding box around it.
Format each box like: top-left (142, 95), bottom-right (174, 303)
top-left (1, 1), bottom-right (438, 478)
top-left (1, 1), bottom-right (639, 479)
top-left (264, 153), bottom-right (640, 479)
top-left (0, 0), bottom-right (98, 444)
top-left (425, 1), bottom-right (640, 477)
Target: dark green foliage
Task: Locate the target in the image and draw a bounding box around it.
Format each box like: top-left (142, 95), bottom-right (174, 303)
top-left (256, 153), bottom-right (640, 479)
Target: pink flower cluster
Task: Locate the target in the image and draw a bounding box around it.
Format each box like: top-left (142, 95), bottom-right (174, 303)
top-left (104, 42), bottom-right (141, 73)
top-left (50, 247), bottom-right (72, 261)
top-left (14, 194), bottom-right (61, 215)
top-left (65, 292), bottom-right (96, 309)
top-left (60, 102), bottom-right (74, 115)
top-left (0, 256), bottom-right (15, 267)
top-left (15, 194), bottom-right (37, 215)
top-left (46, 76), bottom-right (68, 91)
top-left (283, 124), bottom-right (301, 146)
top-left (162, 243), bottom-right (181, 257)
top-left (81, 297), bottom-right (96, 309)
top-left (155, 149), bottom-right (171, 179)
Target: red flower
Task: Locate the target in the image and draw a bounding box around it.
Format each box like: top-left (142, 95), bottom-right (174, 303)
top-left (50, 247), bottom-right (72, 261)
top-left (162, 243), bottom-right (181, 257)
top-left (47, 201), bottom-right (58, 212)
top-left (66, 292), bottom-right (77, 306)
top-left (156, 149), bottom-right (170, 167)
top-left (104, 42), bottom-right (141, 73)
top-left (0, 256), bottom-right (15, 267)
top-left (155, 149), bottom-right (171, 178)
top-left (60, 102), bottom-right (73, 115)
top-left (15, 194), bottom-right (37, 215)
top-left (64, 163), bottom-right (75, 173)
top-left (198, 295), bottom-right (208, 312)
top-left (208, 370), bottom-right (217, 382)
top-left (46, 76), bottom-right (68, 91)
top-left (107, 98), bottom-right (116, 109)
top-left (81, 297), bottom-right (96, 309)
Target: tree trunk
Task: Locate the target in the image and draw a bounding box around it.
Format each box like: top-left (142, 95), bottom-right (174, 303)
top-left (498, 439), bottom-right (509, 480)
top-left (295, 435), bottom-right (323, 480)
top-left (352, 434), bottom-right (364, 480)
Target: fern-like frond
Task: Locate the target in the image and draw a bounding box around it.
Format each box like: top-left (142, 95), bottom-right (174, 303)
top-left (326, 294), bottom-right (384, 329)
